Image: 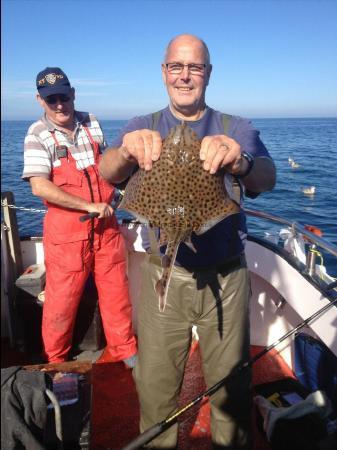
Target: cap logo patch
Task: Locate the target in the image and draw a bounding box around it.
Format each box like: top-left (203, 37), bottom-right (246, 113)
top-left (38, 73), bottom-right (64, 86)
top-left (45, 73), bottom-right (57, 84)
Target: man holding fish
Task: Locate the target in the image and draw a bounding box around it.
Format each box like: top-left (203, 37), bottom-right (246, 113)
top-left (100, 34), bottom-right (276, 449)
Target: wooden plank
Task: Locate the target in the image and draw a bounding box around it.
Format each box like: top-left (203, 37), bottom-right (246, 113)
top-left (24, 360), bottom-right (92, 374)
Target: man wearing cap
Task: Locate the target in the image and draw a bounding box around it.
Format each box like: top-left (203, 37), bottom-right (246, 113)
top-left (22, 67), bottom-right (137, 366)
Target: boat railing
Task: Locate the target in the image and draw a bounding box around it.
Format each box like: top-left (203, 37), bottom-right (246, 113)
top-left (245, 208), bottom-right (337, 281)
top-left (244, 208), bottom-right (337, 258)
top-left (2, 192), bottom-right (336, 272)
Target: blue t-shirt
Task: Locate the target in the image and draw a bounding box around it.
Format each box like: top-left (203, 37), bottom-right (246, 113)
top-left (111, 106), bottom-right (271, 268)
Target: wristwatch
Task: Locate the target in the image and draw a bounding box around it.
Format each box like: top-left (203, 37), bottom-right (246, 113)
top-left (236, 151), bottom-right (255, 178)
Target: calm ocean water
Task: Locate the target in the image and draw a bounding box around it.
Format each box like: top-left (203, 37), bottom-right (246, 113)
top-left (1, 118), bottom-right (337, 275)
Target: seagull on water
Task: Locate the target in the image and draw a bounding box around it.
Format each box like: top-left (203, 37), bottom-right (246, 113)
top-left (302, 186), bottom-right (316, 195)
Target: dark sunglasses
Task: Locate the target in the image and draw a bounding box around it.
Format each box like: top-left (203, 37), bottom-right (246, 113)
top-left (45, 94), bottom-right (71, 105)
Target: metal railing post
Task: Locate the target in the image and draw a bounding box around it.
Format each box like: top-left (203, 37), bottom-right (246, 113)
top-left (1, 191), bottom-right (23, 278)
top-left (306, 244), bottom-right (317, 276)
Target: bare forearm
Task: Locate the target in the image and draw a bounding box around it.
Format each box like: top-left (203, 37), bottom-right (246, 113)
top-left (241, 157), bottom-right (276, 193)
top-left (99, 147), bottom-right (136, 184)
top-left (30, 177), bottom-right (93, 212)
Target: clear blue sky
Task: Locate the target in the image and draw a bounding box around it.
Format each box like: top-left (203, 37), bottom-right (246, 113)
top-left (2, 0), bottom-right (337, 120)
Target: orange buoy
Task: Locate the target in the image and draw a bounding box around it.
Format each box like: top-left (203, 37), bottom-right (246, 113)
top-left (304, 224), bottom-right (323, 237)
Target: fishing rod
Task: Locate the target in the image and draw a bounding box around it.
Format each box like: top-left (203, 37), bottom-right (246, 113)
top-left (79, 191), bottom-right (125, 222)
top-left (121, 296), bottom-right (337, 450)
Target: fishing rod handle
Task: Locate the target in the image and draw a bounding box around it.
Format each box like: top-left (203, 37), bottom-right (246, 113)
top-left (79, 212), bottom-right (100, 222)
top-left (120, 422), bottom-right (165, 450)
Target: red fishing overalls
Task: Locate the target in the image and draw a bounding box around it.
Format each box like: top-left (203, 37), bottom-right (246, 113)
top-left (42, 126), bottom-right (137, 362)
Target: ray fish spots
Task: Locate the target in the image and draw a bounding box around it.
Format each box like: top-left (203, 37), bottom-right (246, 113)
top-left (119, 123), bottom-right (240, 311)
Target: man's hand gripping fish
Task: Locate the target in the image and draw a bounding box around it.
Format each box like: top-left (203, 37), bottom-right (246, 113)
top-left (119, 123), bottom-right (240, 311)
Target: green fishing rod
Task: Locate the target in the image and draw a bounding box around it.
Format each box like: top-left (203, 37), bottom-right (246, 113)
top-left (121, 293), bottom-right (337, 450)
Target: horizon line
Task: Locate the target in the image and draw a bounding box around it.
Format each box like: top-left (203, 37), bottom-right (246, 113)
top-left (1, 115), bottom-right (337, 122)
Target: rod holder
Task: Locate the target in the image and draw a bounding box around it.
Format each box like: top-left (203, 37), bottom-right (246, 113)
top-left (306, 244), bottom-right (317, 276)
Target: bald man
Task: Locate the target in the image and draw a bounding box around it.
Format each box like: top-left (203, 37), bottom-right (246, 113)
top-left (100, 34), bottom-right (276, 449)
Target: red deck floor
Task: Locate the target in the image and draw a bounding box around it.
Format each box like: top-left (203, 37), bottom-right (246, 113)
top-left (91, 342), bottom-right (295, 450)
top-left (1, 338), bottom-right (295, 449)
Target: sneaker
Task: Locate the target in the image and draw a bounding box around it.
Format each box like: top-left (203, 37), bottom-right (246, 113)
top-left (123, 354), bottom-right (137, 369)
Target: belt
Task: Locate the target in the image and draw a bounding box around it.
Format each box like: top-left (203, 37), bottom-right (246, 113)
top-left (182, 253), bottom-right (246, 274)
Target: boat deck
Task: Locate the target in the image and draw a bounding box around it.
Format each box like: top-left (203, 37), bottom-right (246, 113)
top-left (91, 342), bottom-right (294, 450)
top-left (1, 338), bottom-right (294, 449)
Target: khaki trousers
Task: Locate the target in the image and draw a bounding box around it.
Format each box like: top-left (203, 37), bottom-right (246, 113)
top-left (133, 254), bottom-right (252, 449)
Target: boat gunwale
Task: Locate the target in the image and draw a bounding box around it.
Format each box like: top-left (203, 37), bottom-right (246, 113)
top-left (247, 234), bottom-right (337, 302)
top-left (245, 207), bottom-right (337, 257)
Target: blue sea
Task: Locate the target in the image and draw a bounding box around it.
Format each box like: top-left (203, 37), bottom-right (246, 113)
top-left (1, 118), bottom-right (337, 275)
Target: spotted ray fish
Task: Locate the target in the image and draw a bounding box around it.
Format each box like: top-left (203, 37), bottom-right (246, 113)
top-left (119, 123), bottom-right (240, 311)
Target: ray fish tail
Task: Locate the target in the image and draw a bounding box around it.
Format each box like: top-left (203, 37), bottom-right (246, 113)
top-left (155, 231), bottom-right (185, 312)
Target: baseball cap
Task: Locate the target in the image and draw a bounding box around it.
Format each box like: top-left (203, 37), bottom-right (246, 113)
top-left (36, 67), bottom-right (72, 98)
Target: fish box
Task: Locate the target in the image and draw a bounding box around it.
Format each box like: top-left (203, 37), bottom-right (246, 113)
top-left (15, 263), bottom-right (46, 297)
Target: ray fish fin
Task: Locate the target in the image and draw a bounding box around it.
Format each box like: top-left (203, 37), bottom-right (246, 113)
top-left (183, 236), bottom-right (197, 253)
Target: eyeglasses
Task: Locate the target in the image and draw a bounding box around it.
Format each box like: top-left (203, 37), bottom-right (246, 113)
top-left (45, 94), bottom-right (71, 105)
top-left (165, 63), bottom-right (207, 75)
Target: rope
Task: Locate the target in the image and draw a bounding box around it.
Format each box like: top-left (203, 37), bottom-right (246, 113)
top-left (1, 201), bottom-right (46, 214)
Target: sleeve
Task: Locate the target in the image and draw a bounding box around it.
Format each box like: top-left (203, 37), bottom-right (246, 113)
top-left (97, 122), bottom-right (108, 153)
top-left (87, 113), bottom-right (107, 152)
top-left (231, 117), bottom-right (272, 159)
top-left (22, 132), bottom-right (52, 181)
top-left (230, 117), bottom-right (274, 199)
top-left (110, 115), bottom-right (152, 148)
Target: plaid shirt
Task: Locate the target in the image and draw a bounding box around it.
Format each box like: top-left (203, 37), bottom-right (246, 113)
top-left (22, 111), bottom-right (107, 180)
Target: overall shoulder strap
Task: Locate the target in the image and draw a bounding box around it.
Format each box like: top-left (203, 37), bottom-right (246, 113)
top-left (151, 110), bottom-right (162, 130)
top-left (222, 113), bottom-right (232, 135)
